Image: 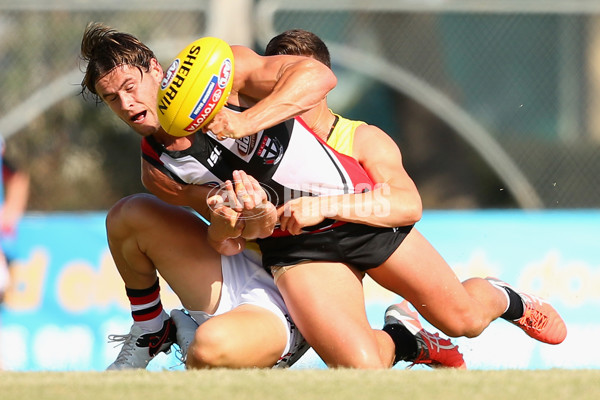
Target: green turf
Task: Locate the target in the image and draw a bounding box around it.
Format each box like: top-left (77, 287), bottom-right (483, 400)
top-left (1, 369), bottom-right (598, 400)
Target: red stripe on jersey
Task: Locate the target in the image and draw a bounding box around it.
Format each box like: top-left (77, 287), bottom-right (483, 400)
top-left (294, 117), bottom-right (373, 191)
top-left (141, 137), bottom-right (162, 164)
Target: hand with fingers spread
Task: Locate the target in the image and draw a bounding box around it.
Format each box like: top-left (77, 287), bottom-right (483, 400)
top-left (205, 171), bottom-right (277, 254)
top-left (232, 170), bottom-right (277, 239)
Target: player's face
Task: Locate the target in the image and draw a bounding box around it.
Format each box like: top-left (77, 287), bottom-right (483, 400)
top-left (95, 60), bottom-right (163, 137)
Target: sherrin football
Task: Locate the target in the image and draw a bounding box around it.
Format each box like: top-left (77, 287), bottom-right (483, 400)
top-left (157, 37), bottom-right (234, 137)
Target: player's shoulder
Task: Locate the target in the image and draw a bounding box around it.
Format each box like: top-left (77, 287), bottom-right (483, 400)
top-left (231, 44), bottom-right (256, 58)
top-left (354, 122), bottom-right (390, 143)
top-left (353, 122), bottom-right (400, 159)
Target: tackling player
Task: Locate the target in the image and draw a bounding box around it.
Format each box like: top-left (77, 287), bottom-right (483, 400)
top-left (254, 29), bottom-right (567, 368)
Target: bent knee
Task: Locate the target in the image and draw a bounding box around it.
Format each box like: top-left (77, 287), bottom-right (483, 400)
top-left (187, 324), bottom-right (237, 368)
top-left (106, 194), bottom-right (152, 228)
top-left (438, 309), bottom-right (488, 338)
top-left (106, 194), bottom-right (166, 236)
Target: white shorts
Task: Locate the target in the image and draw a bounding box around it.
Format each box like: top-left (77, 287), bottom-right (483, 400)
top-left (187, 248), bottom-right (308, 368)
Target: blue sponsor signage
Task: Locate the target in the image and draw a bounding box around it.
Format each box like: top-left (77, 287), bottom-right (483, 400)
top-left (0, 210), bottom-right (598, 370)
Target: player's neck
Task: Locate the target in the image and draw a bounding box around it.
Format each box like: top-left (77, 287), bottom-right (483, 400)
top-left (302, 102), bottom-right (335, 141)
top-left (153, 129), bottom-right (195, 151)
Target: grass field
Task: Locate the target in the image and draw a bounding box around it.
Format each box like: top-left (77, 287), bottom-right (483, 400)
top-left (1, 369), bottom-right (598, 400)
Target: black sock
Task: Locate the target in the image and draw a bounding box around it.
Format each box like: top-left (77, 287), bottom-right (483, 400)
top-left (125, 277), bottom-right (160, 298)
top-left (500, 287), bottom-right (525, 321)
top-left (382, 323), bottom-right (418, 365)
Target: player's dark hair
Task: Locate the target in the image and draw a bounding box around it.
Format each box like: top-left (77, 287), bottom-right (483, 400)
top-left (265, 29), bottom-right (331, 69)
top-left (79, 22), bottom-right (156, 100)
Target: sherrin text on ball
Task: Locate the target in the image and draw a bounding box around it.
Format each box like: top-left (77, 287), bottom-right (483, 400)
top-left (157, 37), bottom-right (234, 137)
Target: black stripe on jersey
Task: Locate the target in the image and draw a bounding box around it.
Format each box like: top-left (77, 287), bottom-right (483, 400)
top-left (145, 133), bottom-right (235, 184)
top-left (187, 133), bottom-right (233, 183)
top-left (142, 153), bottom-right (186, 185)
top-left (315, 140), bottom-right (351, 194)
top-left (142, 137), bottom-right (187, 185)
top-left (225, 103), bottom-right (244, 112)
top-left (293, 117), bottom-right (359, 195)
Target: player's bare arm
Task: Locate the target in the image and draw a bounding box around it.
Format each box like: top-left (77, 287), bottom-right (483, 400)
top-left (206, 192), bottom-right (247, 256)
top-left (205, 173), bottom-right (276, 254)
top-left (278, 125), bottom-right (422, 234)
top-left (1, 167), bottom-right (30, 234)
top-left (142, 160), bottom-right (247, 254)
top-left (350, 123), bottom-right (423, 227)
top-left (206, 46), bottom-right (337, 139)
top-left (142, 161), bottom-right (275, 241)
top-left (141, 160), bottom-right (214, 217)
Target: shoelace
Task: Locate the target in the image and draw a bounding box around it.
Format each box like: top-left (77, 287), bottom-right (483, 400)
top-left (108, 333), bottom-right (136, 363)
top-left (520, 306), bottom-right (549, 332)
top-left (174, 344), bottom-right (188, 365)
top-left (173, 330), bottom-right (194, 365)
top-left (171, 312), bottom-right (199, 365)
top-left (517, 293), bottom-right (549, 331)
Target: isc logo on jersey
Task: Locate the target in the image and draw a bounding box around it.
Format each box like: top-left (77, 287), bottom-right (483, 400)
top-left (185, 58), bottom-right (233, 133)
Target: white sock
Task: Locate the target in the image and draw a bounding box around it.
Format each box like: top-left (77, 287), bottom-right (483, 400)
top-left (488, 281), bottom-right (511, 314)
top-left (134, 309), bottom-right (169, 332)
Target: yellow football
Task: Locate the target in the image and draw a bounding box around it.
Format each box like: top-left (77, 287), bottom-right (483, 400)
top-left (157, 37), bottom-right (234, 137)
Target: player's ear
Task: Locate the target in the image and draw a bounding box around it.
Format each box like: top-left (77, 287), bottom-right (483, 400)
top-left (149, 58), bottom-right (163, 78)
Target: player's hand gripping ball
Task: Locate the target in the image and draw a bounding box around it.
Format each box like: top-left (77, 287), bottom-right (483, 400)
top-left (157, 37), bottom-right (234, 137)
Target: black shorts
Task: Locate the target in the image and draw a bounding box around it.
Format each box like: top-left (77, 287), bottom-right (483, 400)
top-left (257, 223), bottom-right (413, 272)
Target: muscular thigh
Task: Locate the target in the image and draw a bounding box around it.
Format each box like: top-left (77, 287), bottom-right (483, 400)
top-left (367, 228), bottom-right (472, 326)
top-left (109, 194), bottom-right (223, 312)
top-left (276, 262), bottom-right (383, 368)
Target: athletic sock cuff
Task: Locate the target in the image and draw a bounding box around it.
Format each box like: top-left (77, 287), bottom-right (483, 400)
top-left (126, 278), bottom-right (160, 299)
top-left (382, 323), bottom-right (418, 365)
top-left (500, 287), bottom-right (525, 321)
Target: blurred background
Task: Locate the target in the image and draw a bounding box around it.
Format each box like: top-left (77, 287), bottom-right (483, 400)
top-left (3, 0), bottom-right (600, 211)
top-left (0, 0), bottom-right (599, 371)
